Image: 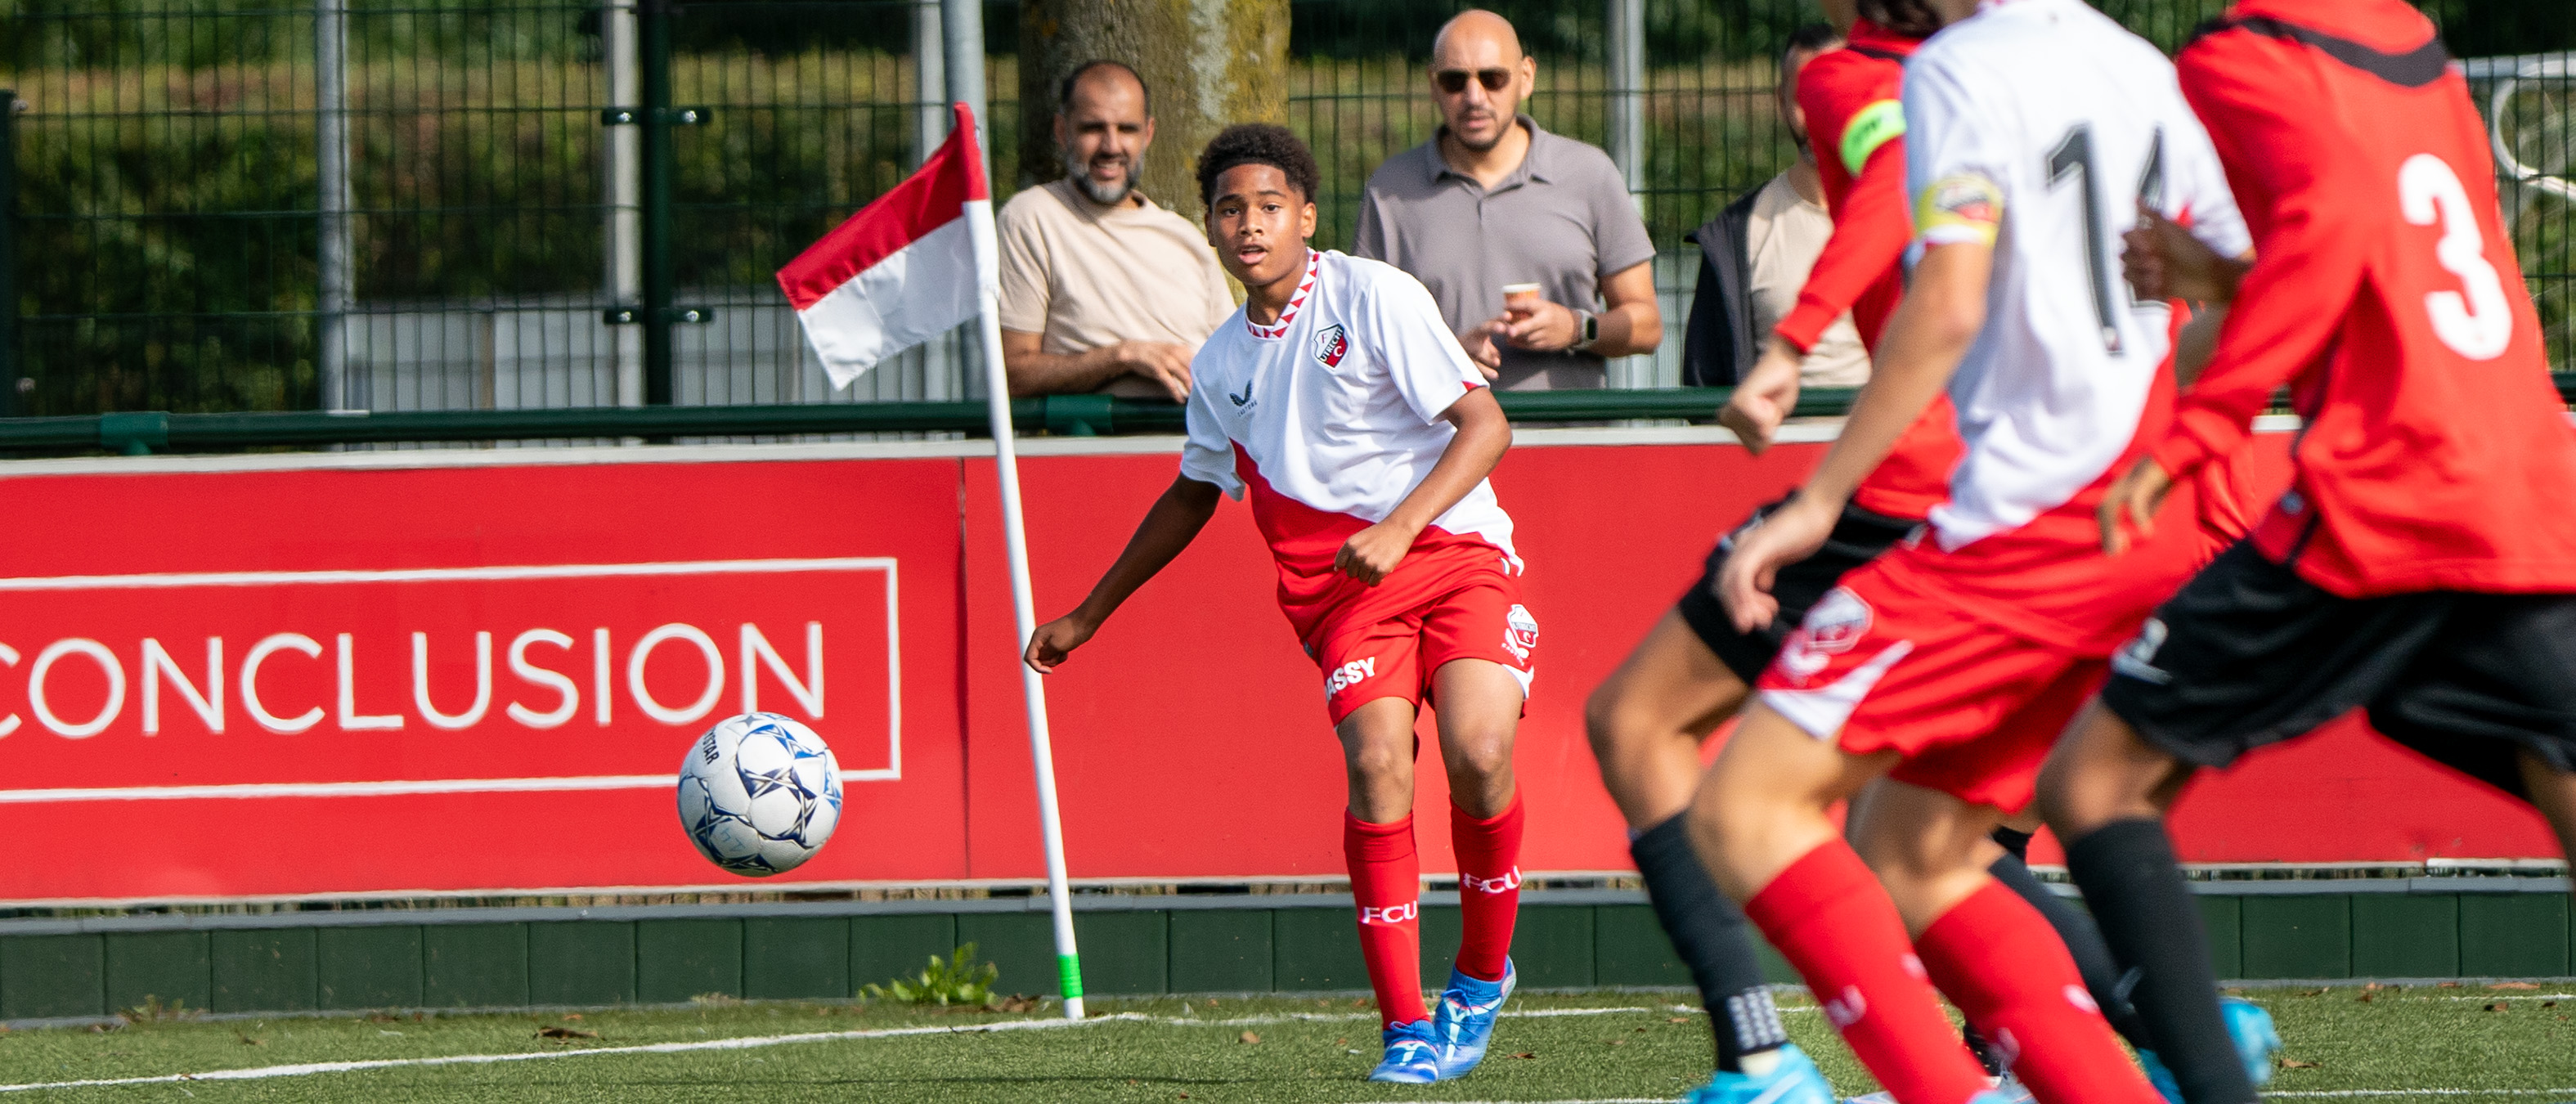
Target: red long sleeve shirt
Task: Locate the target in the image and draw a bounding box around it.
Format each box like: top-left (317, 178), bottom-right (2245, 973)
top-left (1787, 19), bottom-right (1961, 522)
top-left (1779, 19), bottom-right (1914, 355)
top-left (2161, 0), bottom-right (2576, 596)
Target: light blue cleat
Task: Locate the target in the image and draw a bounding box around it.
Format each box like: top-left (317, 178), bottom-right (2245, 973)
top-left (1369, 1019), bottom-right (1441, 1084)
top-left (2224, 996), bottom-right (2282, 1086)
top-left (2138, 997), bottom-right (2282, 1104)
top-left (2138, 1049), bottom-right (2184, 1104)
top-left (1429, 960), bottom-right (1516, 1079)
top-left (1679, 1043), bottom-right (1837, 1104)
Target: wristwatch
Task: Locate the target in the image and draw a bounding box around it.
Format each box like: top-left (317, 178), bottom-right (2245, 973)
top-left (1570, 309), bottom-right (1600, 353)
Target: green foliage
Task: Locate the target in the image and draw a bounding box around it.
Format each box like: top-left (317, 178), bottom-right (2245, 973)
top-left (114, 994), bottom-right (199, 1026)
top-left (860, 943), bottom-right (999, 1008)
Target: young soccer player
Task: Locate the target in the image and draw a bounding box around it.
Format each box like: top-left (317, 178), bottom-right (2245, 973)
top-left (1024, 124), bottom-right (1533, 1085)
top-left (1694, 0), bottom-right (2253, 1100)
top-left (2042, 5), bottom-right (2576, 1104)
top-left (1587, 1), bottom-right (2182, 1097)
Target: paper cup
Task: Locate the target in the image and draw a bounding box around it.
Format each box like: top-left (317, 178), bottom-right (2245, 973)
top-left (1501, 282), bottom-right (1542, 316)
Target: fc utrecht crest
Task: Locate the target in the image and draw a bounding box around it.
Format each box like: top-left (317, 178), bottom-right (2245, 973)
top-left (1313, 324), bottom-right (1349, 368)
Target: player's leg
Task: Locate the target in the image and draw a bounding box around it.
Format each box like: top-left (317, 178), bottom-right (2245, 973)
top-left (1329, 617), bottom-right (1438, 1083)
top-left (1853, 774), bottom-right (2161, 1104)
top-left (1407, 577), bottom-right (1537, 1080)
top-left (2043, 703), bottom-right (2264, 1104)
top-left (2367, 593), bottom-right (2576, 946)
top-left (2521, 751), bottom-right (2576, 903)
top-left (1584, 610), bottom-right (1797, 1076)
top-left (1691, 706), bottom-right (1998, 1104)
top-left (1338, 693), bottom-right (1428, 1029)
top-left (1415, 655), bottom-right (1526, 1079)
top-left (2042, 546), bottom-right (2432, 1104)
top-left (1983, 812), bottom-right (2156, 1058)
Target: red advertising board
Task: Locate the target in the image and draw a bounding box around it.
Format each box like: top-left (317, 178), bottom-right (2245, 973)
top-left (0, 429), bottom-right (2556, 903)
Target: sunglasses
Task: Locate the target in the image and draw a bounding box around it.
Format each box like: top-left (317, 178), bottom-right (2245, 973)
top-left (1434, 68), bottom-right (1514, 94)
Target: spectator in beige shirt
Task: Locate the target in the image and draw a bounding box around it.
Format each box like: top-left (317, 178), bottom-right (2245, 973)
top-left (998, 61), bottom-right (1236, 402)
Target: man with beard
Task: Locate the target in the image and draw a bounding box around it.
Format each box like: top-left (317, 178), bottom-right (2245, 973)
top-left (998, 60), bottom-right (1238, 402)
top-left (1355, 10), bottom-right (1659, 390)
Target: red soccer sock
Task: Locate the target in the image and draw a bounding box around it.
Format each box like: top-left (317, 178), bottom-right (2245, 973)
top-left (1449, 796), bottom-right (1525, 983)
top-left (1742, 841), bottom-right (1990, 1104)
top-left (1918, 880), bottom-right (2166, 1104)
top-left (1344, 811), bottom-right (1429, 1027)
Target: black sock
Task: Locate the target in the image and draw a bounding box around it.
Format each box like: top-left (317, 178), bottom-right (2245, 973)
top-left (2067, 818), bottom-right (2257, 1104)
top-left (1986, 844), bottom-right (2153, 1050)
top-left (1990, 824), bottom-right (2034, 862)
top-left (1632, 812), bottom-right (1785, 1071)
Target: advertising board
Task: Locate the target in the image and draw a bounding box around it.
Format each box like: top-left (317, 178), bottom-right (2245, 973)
top-left (0, 429), bottom-right (2551, 903)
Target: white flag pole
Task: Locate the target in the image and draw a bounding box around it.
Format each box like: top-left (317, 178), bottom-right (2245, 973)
top-left (954, 132), bottom-right (1088, 1021)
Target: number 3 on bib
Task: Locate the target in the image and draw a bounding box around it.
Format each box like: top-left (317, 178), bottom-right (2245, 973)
top-left (2399, 153), bottom-right (2513, 361)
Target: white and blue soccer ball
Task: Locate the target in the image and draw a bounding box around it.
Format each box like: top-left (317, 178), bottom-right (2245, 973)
top-left (676, 712), bottom-right (843, 876)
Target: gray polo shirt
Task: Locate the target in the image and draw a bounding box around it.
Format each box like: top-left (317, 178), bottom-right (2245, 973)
top-left (1353, 117), bottom-right (1658, 390)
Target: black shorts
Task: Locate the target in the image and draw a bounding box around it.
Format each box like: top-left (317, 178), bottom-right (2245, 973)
top-left (2101, 541), bottom-right (2576, 800)
top-left (1676, 495), bottom-right (1922, 684)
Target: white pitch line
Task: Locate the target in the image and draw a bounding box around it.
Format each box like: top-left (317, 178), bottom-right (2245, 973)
top-left (2269, 1091), bottom-right (2576, 1098)
top-left (0, 1015), bottom-right (1109, 1093)
top-left (0, 1006), bottom-right (1694, 1093)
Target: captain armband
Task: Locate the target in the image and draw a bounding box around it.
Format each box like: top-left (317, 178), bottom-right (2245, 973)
top-left (1838, 100), bottom-right (1906, 177)
top-left (1914, 173), bottom-right (2004, 248)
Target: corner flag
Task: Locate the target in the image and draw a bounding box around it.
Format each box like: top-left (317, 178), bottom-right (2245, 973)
top-left (774, 102), bottom-right (1089, 1021)
top-left (777, 102), bottom-right (993, 388)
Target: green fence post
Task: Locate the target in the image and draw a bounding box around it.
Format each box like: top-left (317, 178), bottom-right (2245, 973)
top-left (0, 89), bottom-right (18, 418)
top-left (639, 2), bottom-right (675, 406)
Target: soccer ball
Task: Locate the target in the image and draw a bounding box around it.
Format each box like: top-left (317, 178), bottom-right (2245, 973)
top-left (675, 712), bottom-right (843, 876)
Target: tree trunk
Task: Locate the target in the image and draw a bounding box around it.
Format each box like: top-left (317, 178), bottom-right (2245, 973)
top-left (1017, 0), bottom-right (1290, 227)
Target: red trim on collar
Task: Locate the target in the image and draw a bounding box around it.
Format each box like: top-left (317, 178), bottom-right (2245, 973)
top-left (1246, 249), bottom-right (1322, 340)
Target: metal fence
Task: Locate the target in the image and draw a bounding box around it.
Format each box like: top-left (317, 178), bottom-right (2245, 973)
top-left (1, 1), bottom-right (2570, 418)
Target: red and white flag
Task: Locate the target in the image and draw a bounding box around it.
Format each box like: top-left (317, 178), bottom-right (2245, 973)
top-left (777, 103), bottom-right (993, 388)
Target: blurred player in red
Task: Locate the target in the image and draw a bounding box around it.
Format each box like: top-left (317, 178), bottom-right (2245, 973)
top-left (2042, 5), bottom-right (2576, 1104)
top-left (1584, 1), bottom-right (2169, 1098)
top-left (1694, 0), bottom-right (2255, 1100)
top-left (1025, 124), bottom-right (1531, 1085)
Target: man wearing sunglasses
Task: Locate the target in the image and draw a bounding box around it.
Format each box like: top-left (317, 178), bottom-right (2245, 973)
top-left (1355, 9), bottom-right (1660, 391)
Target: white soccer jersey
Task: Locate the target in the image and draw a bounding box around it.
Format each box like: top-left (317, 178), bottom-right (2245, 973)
top-left (1182, 249), bottom-right (1518, 571)
top-left (1904, 0), bottom-right (2251, 549)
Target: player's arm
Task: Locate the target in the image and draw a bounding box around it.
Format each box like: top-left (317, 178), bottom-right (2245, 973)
top-left (1025, 473), bottom-right (1224, 672)
top-left (1001, 329), bottom-right (1196, 403)
top-left (1336, 386), bottom-right (1511, 586)
top-left (1717, 238), bottom-right (1991, 630)
top-left (1729, 78), bottom-right (1912, 450)
top-left (2099, 43), bottom-right (2365, 552)
top-left (2172, 303), bottom-right (2230, 388)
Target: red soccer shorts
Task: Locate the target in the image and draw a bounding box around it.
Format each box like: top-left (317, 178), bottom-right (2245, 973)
top-left (1752, 550), bottom-right (2112, 813)
top-left (1310, 547), bottom-right (1537, 726)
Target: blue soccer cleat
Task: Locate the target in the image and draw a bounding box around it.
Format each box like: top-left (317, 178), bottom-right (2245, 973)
top-left (2137, 997), bottom-right (2282, 1104)
top-left (1679, 1043), bottom-right (1838, 1104)
top-left (1369, 1019), bottom-right (1441, 1084)
top-left (1429, 960), bottom-right (1516, 1079)
top-left (2224, 996), bottom-right (2282, 1086)
top-left (2138, 1048), bottom-right (2184, 1104)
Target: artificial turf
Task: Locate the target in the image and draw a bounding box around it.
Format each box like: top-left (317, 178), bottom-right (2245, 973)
top-left (0, 985), bottom-right (2565, 1102)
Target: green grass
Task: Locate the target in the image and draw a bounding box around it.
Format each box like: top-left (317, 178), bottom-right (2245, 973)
top-left (0, 985), bottom-right (2567, 1102)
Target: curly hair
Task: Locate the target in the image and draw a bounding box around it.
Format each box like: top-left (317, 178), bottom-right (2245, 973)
top-left (1196, 123), bottom-right (1322, 210)
top-left (1856, 0), bottom-right (1944, 38)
